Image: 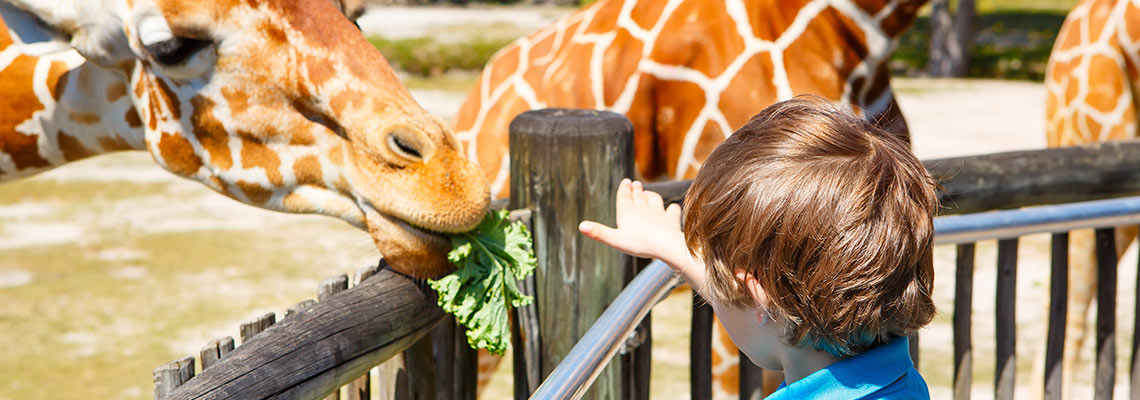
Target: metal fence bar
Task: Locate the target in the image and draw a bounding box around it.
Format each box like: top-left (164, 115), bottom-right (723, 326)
top-left (1044, 232), bottom-right (1068, 400)
top-left (953, 243), bottom-right (975, 400)
top-left (529, 260), bottom-right (678, 400)
top-left (1133, 228), bottom-right (1140, 400)
top-left (691, 292), bottom-right (714, 400)
top-left (995, 238), bottom-right (1018, 400)
top-left (1095, 228), bottom-right (1118, 400)
top-left (935, 196), bottom-right (1140, 244)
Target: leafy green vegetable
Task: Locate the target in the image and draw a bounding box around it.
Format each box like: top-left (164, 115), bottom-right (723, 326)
top-left (429, 210), bottom-right (536, 355)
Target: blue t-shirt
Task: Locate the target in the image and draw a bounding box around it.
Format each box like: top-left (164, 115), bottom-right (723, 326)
top-left (765, 337), bottom-right (929, 400)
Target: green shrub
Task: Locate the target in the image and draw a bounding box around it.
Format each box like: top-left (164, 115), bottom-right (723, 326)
top-left (892, 10), bottom-right (1067, 81)
top-left (369, 36), bottom-right (516, 77)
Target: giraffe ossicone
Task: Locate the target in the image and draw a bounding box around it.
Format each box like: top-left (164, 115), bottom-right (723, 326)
top-left (0, 0), bottom-right (490, 277)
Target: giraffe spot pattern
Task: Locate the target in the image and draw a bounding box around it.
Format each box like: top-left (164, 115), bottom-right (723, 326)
top-left (236, 179), bottom-right (273, 205)
top-left (240, 140), bottom-right (284, 186)
top-left (57, 130), bottom-right (96, 161)
top-left (157, 131), bottom-right (203, 177)
top-left (190, 96), bottom-right (235, 170)
top-left (0, 55), bottom-right (51, 171)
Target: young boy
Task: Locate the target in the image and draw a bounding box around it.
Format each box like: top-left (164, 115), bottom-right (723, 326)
top-left (579, 98), bottom-right (937, 399)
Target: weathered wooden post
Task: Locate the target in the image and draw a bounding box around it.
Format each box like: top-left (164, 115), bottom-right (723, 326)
top-left (509, 108), bottom-right (634, 399)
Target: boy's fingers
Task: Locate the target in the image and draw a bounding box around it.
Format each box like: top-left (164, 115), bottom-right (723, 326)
top-left (631, 180), bottom-right (645, 205)
top-left (616, 178), bottom-right (632, 209)
top-left (646, 190), bottom-right (664, 209)
top-left (578, 221), bottom-right (618, 243)
top-left (666, 203), bottom-right (682, 221)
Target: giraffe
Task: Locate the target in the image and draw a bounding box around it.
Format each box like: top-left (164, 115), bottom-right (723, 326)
top-left (0, 0), bottom-right (490, 278)
top-left (1043, 0), bottom-right (1140, 397)
top-left (451, 0), bottom-right (926, 397)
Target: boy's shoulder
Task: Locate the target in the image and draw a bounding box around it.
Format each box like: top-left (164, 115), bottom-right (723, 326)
top-left (766, 337), bottom-right (930, 400)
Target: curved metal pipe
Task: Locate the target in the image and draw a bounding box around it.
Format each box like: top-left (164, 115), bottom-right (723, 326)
top-left (934, 195), bottom-right (1140, 244)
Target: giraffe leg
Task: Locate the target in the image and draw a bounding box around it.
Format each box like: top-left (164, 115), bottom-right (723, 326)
top-left (476, 349), bottom-right (499, 395)
top-left (711, 319), bottom-right (741, 400)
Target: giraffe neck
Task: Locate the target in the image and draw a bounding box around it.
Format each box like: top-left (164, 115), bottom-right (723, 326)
top-left (0, 29), bottom-right (145, 182)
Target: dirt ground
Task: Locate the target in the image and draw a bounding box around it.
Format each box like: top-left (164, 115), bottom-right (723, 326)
top-left (0, 6), bottom-right (1128, 400)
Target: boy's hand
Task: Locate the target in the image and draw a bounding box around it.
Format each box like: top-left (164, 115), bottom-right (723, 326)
top-left (579, 179), bottom-right (692, 271)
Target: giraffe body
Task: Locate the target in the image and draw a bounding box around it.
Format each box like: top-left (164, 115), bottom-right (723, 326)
top-left (453, 0), bottom-right (925, 397)
top-left (0, 0), bottom-right (490, 277)
top-left (1044, 0), bottom-right (1140, 397)
top-left (455, 0), bottom-right (925, 197)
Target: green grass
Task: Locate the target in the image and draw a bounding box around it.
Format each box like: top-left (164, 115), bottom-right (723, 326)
top-left (370, 35), bottom-right (515, 77)
top-left (402, 71), bottom-right (481, 92)
top-left (974, 0), bottom-right (1079, 13)
top-left (893, 10), bottom-right (1069, 81)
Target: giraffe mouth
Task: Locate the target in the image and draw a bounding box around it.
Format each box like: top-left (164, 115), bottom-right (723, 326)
top-left (361, 205), bottom-right (454, 278)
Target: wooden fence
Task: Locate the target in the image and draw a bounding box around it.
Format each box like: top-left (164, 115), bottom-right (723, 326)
top-left (153, 109), bottom-right (1140, 400)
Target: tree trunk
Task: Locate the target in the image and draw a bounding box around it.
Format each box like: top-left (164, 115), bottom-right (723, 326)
top-left (928, 0), bottom-right (975, 77)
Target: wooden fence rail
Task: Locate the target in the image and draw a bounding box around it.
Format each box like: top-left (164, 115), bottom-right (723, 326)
top-left (154, 263), bottom-right (446, 400)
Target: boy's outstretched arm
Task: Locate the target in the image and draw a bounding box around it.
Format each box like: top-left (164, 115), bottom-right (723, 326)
top-left (579, 179), bottom-right (707, 289)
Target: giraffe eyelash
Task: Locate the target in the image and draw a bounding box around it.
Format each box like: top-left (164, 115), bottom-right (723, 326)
top-left (145, 37), bottom-right (211, 66)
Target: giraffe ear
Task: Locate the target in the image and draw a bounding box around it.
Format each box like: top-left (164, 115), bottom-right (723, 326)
top-left (0, 2), bottom-right (72, 56)
top-left (0, 0), bottom-right (134, 66)
top-left (325, 0), bottom-right (366, 22)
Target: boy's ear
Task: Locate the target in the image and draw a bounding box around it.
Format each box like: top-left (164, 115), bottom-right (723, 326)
top-left (0, 0), bottom-right (133, 66)
top-left (734, 269), bottom-right (768, 308)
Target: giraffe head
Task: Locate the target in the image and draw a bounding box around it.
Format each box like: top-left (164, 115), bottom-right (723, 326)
top-left (0, 0), bottom-right (490, 277)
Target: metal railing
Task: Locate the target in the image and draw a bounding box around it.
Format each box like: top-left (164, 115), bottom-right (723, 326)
top-left (532, 194), bottom-right (1140, 400)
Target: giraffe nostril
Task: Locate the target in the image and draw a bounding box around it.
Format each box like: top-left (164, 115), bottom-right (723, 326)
top-left (387, 133), bottom-right (422, 161)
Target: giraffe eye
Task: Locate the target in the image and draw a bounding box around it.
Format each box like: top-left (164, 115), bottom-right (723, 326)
top-left (144, 37), bottom-right (211, 66)
top-left (387, 134), bottom-right (423, 161)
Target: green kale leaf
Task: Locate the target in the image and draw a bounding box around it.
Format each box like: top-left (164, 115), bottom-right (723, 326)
top-left (429, 209), bottom-right (536, 355)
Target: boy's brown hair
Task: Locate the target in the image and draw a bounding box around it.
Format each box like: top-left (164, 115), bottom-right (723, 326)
top-left (682, 97), bottom-right (936, 357)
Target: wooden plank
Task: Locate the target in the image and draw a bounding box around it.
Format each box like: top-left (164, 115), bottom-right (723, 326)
top-left (200, 337), bottom-right (236, 371)
top-left (454, 323), bottom-right (478, 400)
top-left (691, 293), bottom-right (714, 400)
top-left (319, 274), bottom-right (350, 301)
top-left (995, 238), bottom-right (1018, 400)
top-left (346, 267), bottom-right (380, 400)
top-left (953, 243), bottom-right (974, 400)
top-left (509, 108), bottom-right (634, 399)
top-left (1045, 233), bottom-right (1068, 400)
top-left (1095, 228), bottom-right (1117, 400)
top-left (400, 334), bottom-right (436, 400)
top-left (739, 351), bottom-right (764, 400)
top-left (285, 299), bottom-right (317, 319)
top-left (622, 257), bottom-right (652, 400)
top-left (511, 271), bottom-right (541, 399)
top-left (644, 140), bottom-right (1140, 215)
top-left (163, 268), bottom-right (446, 400)
top-left (154, 356), bottom-right (196, 399)
top-left (240, 312), bottom-right (277, 344)
top-left (1133, 226), bottom-right (1140, 400)
top-left (433, 317), bottom-right (457, 400)
top-left (318, 274), bottom-right (351, 400)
